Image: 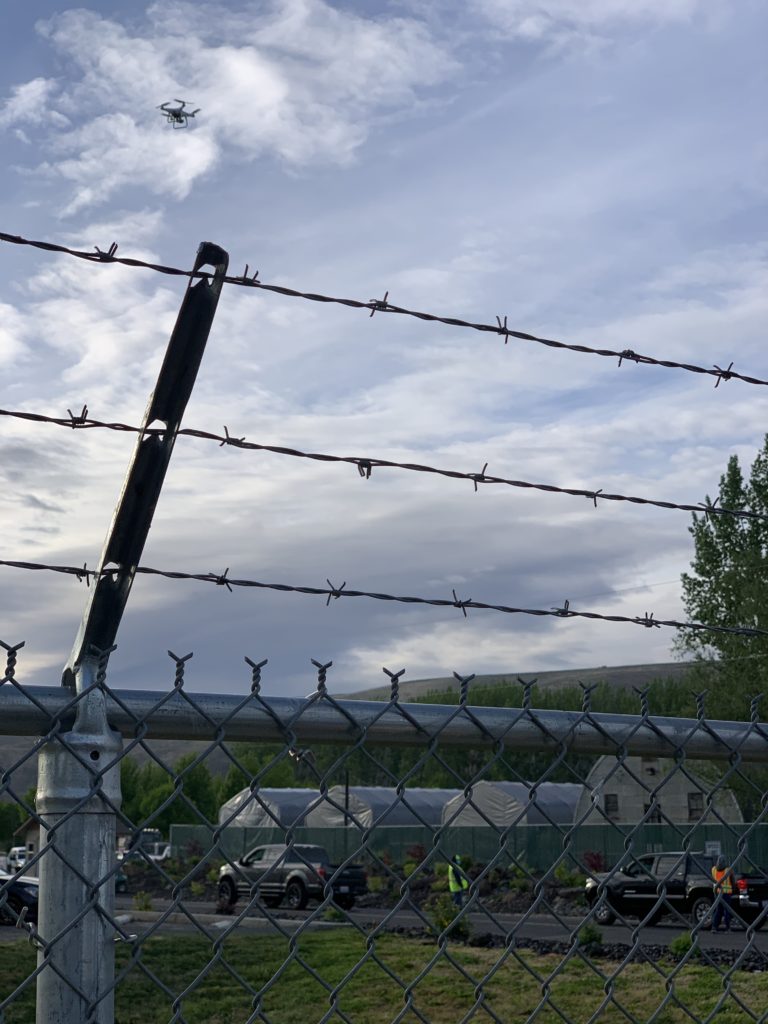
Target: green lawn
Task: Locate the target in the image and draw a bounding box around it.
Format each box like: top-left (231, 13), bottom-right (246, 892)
top-left (1, 932), bottom-right (766, 1023)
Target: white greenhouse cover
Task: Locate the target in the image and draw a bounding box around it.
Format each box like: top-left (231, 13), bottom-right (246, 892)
top-left (304, 786), bottom-right (462, 828)
top-left (442, 781), bottom-right (584, 827)
top-left (218, 787), bottom-right (319, 827)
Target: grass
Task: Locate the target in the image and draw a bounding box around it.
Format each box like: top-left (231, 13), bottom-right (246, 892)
top-left (1, 931), bottom-right (767, 1023)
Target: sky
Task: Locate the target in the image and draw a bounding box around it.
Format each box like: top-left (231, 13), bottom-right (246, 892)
top-left (0, 0), bottom-right (766, 699)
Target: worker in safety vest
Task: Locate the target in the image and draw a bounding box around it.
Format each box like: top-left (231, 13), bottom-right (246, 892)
top-left (448, 854), bottom-right (469, 907)
top-left (711, 855), bottom-right (736, 932)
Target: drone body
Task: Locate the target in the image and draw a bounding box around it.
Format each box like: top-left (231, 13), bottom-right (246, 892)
top-left (157, 99), bottom-right (200, 128)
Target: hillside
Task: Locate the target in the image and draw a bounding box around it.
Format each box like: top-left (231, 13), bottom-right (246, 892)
top-left (345, 661), bottom-right (696, 701)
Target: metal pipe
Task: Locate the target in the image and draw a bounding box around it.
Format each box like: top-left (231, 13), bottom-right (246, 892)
top-left (5, 684), bottom-right (768, 762)
top-left (35, 660), bottom-right (123, 1024)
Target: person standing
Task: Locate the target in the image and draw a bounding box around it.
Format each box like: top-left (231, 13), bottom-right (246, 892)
top-left (711, 855), bottom-right (736, 932)
top-left (448, 854), bottom-right (469, 908)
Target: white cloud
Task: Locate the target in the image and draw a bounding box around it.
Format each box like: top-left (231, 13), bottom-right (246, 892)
top-left (0, 78), bottom-right (67, 129)
top-left (474, 0), bottom-right (705, 46)
top-left (4, 2), bottom-right (455, 214)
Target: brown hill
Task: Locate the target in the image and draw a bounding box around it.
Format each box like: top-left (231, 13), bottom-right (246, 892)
top-left (346, 661), bottom-right (696, 701)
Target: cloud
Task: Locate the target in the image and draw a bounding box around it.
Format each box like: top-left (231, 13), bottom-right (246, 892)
top-left (0, 78), bottom-right (68, 129)
top-left (474, 0), bottom-right (705, 47)
top-left (3, 2), bottom-right (455, 214)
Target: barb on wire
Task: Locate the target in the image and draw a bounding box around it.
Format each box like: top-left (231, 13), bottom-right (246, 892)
top-left (1, 556), bottom-right (766, 641)
top-left (368, 290), bottom-right (389, 317)
top-left (1, 230), bottom-right (764, 388)
top-left (0, 405), bottom-right (763, 525)
top-left (326, 579), bottom-right (346, 606)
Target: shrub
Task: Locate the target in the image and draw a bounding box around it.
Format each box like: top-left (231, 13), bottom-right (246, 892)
top-left (554, 861), bottom-right (586, 887)
top-left (132, 891), bottom-right (153, 912)
top-left (509, 858), bottom-right (531, 880)
top-left (190, 881), bottom-right (205, 898)
top-left (405, 844), bottom-right (427, 862)
top-left (426, 893), bottom-right (471, 943)
top-left (669, 931), bottom-right (701, 960)
top-left (508, 877), bottom-right (532, 894)
top-left (402, 860), bottom-right (418, 878)
top-left (367, 874), bottom-right (386, 893)
top-left (583, 851), bottom-right (606, 873)
top-left (323, 906), bottom-right (346, 922)
top-left (577, 923), bottom-right (603, 952)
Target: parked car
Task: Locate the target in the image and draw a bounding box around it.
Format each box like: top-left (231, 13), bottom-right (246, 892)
top-left (218, 844), bottom-right (368, 911)
top-left (0, 869), bottom-right (127, 925)
top-left (0, 873), bottom-right (39, 925)
top-left (7, 847), bottom-right (27, 872)
top-left (585, 851), bottom-right (768, 928)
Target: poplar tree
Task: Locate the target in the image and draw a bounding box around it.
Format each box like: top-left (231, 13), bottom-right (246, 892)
top-left (678, 436), bottom-right (768, 720)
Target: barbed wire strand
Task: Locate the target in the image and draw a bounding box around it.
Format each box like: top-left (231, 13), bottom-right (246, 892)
top-left (0, 557), bottom-right (765, 640)
top-left (0, 231), bottom-right (760, 388)
top-left (0, 406), bottom-right (756, 524)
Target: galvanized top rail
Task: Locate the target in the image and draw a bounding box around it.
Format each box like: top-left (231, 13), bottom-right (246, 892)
top-left (2, 684), bottom-right (767, 761)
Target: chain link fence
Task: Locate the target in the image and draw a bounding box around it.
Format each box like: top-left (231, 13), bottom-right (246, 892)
top-left (2, 645), bottom-right (768, 1023)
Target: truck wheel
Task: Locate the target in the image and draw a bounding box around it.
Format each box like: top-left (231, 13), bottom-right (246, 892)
top-left (593, 900), bottom-right (615, 926)
top-left (218, 878), bottom-right (237, 907)
top-left (285, 880), bottom-right (308, 910)
top-left (690, 896), bottom-right (713, 928)
top-left (335, 895), bottom-right (355, 911)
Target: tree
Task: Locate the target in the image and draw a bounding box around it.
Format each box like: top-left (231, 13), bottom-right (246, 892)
top-left (678, 436), bottom-right (768, 722)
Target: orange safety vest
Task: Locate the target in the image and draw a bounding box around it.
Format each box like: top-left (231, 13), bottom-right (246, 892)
top-left (711, 866), bottom-right (733, 894)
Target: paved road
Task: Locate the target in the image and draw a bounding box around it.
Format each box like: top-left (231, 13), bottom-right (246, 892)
top-left (4, 903), bottom-right (764, 951)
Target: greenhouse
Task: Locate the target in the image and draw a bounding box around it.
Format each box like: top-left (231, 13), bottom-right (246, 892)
top-left (442, 780), bottom-right (584, 827)
top-left (304, 786), bottom-right (462, 828)
top-left (217, 787), bottom-right (320, 828)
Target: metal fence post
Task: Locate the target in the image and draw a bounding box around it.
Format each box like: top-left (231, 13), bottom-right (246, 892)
top-left (35, 655), bottom-right (123, 1024)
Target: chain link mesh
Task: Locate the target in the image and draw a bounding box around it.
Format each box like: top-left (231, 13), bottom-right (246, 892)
top-left (2, 644), bottom-right (768, 1023)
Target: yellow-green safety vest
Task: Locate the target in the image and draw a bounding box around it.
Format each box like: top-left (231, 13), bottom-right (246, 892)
top-left (448, 863), bottom-right (469, 893)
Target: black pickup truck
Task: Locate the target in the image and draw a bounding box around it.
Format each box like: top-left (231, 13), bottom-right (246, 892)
top-left (585, 851), bottom-right (768, 928)
top-left (218, 844), bottom-right (368, 911)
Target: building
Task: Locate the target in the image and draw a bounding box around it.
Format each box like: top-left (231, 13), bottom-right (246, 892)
top-left (442, 780), bottom-right (584, 828)
top-left (217, 787), bottom-right (319, 828)
top-left (304, 786), bottom-right (461, 828)
top-left (574, 755), bottom-right (743, 825)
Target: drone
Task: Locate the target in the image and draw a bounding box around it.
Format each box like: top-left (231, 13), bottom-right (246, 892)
top-left (157, 99), bottom-right (200, 128)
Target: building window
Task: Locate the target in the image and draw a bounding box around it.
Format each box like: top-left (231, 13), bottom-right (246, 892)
top-left (688, 792), bottom-right (704, 821)
top-left (644, 802), bottom-right (662, 824)
top-left (604, 794), bottom-right (619, 820)
top-left (641, 757), bottom-right (658, 776)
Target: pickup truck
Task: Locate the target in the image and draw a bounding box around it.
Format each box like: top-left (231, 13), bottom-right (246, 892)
top-left (218, 844), bottom-right (368, 911)
top-left (585, 851), bottom-right (768, 929)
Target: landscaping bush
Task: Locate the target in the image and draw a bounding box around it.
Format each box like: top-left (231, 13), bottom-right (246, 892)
top-left (669, 931), bottom-right (701, 960)
top-left (132, 891), bottom-right (153, 912)
top-left (426, 893), bottom-right (471, 943)
top-left (577, 923), bottom-right (603, 954)
top-left (583, 850), bottom-right (607, 873)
